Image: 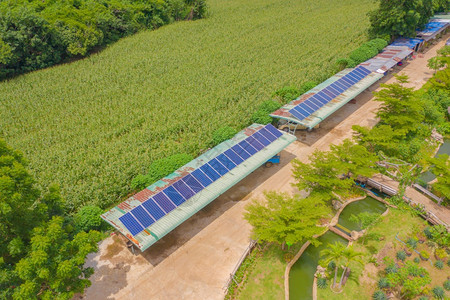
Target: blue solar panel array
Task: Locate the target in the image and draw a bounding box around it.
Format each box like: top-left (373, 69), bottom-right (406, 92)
top-left (289, 66), bottom-right (371, 121)
top-left (119, 124), bottom-right (284, 236)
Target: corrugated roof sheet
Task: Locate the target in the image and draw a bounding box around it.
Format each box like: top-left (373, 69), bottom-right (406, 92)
top-left (101, 124), bottom-right (296, 251)
top-left (359, 46), bottom-right (413, 73)
top-left (270, 69), bottom-right (383, 129)
top-left (417, 19), bottom-right (450, 41)
top-left (390, 38), bottom-right (424, 49)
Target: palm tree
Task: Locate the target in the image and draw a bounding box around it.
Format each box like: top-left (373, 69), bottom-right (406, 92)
top-left (338, 246), bottom-right (364, 288)
top-left (320, 242), bottom-right (346, 288)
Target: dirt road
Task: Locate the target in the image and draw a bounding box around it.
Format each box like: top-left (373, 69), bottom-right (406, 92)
top-left (81, 36), bottom-right (449, 300)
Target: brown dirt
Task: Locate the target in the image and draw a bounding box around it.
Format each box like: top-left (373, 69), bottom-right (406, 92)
top-left (81, 35), bottom-right (450, 300)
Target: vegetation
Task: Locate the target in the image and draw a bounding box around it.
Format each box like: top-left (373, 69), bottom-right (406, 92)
top-left (434, 260), bottom-right (444, 270)
top-left (250, 100), bottom-right (281, 125)
top-left (396, 250), bottom-right (406, 261)
top-left (0, 0), bottom-right (206, 79)
top-left (244, 192), bottom-right (329, 249)
top-left (338, 38), bottom-right (388, 68)
top-left (74, 205), bottom-right (105, 232)
top-left (372, 290), bottom-right (387, 300)
top-left (368, 0), bottom-right (436, 38)
top-left (0, 0), bottom-right (375, 210)
top-left (317, 277), bottom-right (327, 289)
top-left (211, 126), bottom-right (238, 146)
top-left (0, 139), bottom-right (102, 299)
top-left (432, 286), bottom-right (445, 299)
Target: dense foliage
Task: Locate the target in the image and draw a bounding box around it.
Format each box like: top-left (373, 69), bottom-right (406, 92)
top-left (0, 139), bottom-right (102, 299)
top-left (211, 126), bottom-right (237, 146)
top-left (0, 0), bottom-right (206, 79)
top-left (368, 0), bottom-right (436, 38)
top-left (244, 191), bottom-right (330, 248)
top-left (0, 0), bottom-right (375, 210)
top-left (131, 153), bottom-right (193, 190)
top-left (74, 205), bottom-right (105, 232)
top-left (338, 38), bottom-right (387, 68)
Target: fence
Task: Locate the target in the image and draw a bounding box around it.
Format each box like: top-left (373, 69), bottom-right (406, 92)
top-left (223, 239), bottom-right (257, 293)
top-left (412, 184), bottom-right (444, 205)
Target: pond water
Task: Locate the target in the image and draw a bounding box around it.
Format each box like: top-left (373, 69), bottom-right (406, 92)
top-left (288, 197), bottom-right (387, 300)
top-left (418, 138), bottom-right (450, 184)
top-left (337, 197), bottom-right (387, 231)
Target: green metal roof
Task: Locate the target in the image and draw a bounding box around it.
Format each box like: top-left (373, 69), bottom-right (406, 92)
top-left (269, 69), bottom-right (383, 129)
top-left (101, 124), bottom-right (296, 251)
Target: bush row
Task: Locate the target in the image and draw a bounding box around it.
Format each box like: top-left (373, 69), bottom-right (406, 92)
top-left (0, 0), bottom-right (206, 79)
top-left (337, 38), bottom-right (388, 69)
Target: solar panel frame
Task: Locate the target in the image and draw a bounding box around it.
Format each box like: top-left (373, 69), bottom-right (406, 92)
top-left (142, 198), bottom-right (166, 221)
top-left (163, 186), bottom-right (186, 206)
top-left (217, 153), bottom-right (237, 170)
top-left (259, 128), bottom-right (277, 142)
top-left (346, 73), bottom-right (359, 83)
top-left (304, 99), bottom-right (321, 110)
top-left (340, 76), bottom-right (355, 86)
top-left (314, 93), bottom-right (329, 105)
top-left (334, 81), bottom-right (348, 91)
top-left (246, 136), bottom-right (264, 151)
top-left (200, 163), bottom-right (221, 181)
top-left (153, 191), bottom-right (176, 213)
top-left (208, 158), bottom-right (228, 175)
top-left (322, 89), bottom-right (336, 99)
top-left (337, 78), bottom-right (351, 88)
top-left (173, 179), bottom-right (196, 200)
top-left (182, 174), bottom-right (204, 193)
top-left (298, 103), bottom-right (314, 114)
top-left (327, 86), bottom-right (341, 97)
top-left (330, 83), bottom-right (344, 93)
top-left (119, 213), bottom-right (144, 236)
top-left (265, 124), bottom-right (283, 138)
top-left (352, 68), bottom-right (365, 79)
top-left (239, 140), bottom-right (258, 155)
top-left (131, 206), bottom-right (155, 228)
top-left (290, 109), bottom-right (308, 121)
top-left (231, 144), bottom-right (251, 160)
top-left (252, 131), bottom-right (271, 146)
top-left (191, 168), bottom-right (213, 187)
top-left (317, 91), bottom-right (332, 102)
top-left (224, 148), bottom-right (244, 165)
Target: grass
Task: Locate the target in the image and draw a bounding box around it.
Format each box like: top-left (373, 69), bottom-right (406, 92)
top-left (0, 0), bottom-right (375, 210)
top-left (317, 208), bottom-right (449, 299)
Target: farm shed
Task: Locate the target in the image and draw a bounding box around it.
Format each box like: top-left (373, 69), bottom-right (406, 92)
top-left (359, 45), bottom-right (413, 74)
top-left (390, 38), bottom-right (424, 51)
top-left (416, 18), bottom-right (450, 42)
top-left (270, 67), bottom-right (383, 131)
top-left (101, 123), bottom-right (296, 251)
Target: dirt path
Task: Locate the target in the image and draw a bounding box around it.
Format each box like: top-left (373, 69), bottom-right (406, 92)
top-left (80, 35), bottom-right (450, 300)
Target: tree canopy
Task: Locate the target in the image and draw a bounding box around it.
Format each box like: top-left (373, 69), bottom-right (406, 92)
top-left (244, 192), bottom-right (330, 248)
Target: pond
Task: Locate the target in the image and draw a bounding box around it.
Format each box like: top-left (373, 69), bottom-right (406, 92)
top-left (418, 138), bottom-right (450, 184)
top-left (288, 197), bottom-right (387, 300)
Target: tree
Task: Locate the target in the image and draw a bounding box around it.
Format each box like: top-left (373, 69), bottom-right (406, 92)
top-left (429, 154), bottom-right (450, 201)
top-left (244, 192), bottom-right (330, 250)
top-left (386, 261), bottom-right (431, 298)
top-left (373, 75), bottom-right (424, 137)
top-left (320, 242), bottom-right (346, 288)
top-left (368, 0), bottom-right (434, 38)
top-left (13, 217), bottom-right (102, 300)
top-left (427, 57), bottom-right (446, 74)
top-left (338, 246), bottom-right (364, 288)
top-left (74, 205), bottom-right (105, 232)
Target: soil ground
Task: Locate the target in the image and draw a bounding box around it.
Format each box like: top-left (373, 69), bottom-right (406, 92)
top-left (80, 35), bottom-right (450, 300)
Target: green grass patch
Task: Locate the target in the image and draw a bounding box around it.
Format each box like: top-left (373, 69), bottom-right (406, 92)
top-left (0, 0), bottom-right (375, 210)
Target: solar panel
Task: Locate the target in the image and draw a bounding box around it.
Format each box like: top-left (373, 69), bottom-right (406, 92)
top-left (119, 213), bottom-right (144, 236)
top-left (352, 68), bottom-right (365, 79)
top-left (259, 127), bottom-right (277, 142)
top-left (340, 76), bottom-right (354, 86)
top-left (231, 144), bottom-right (251, 160)
top-left (247, 136), bottom-right (264, 151)
top-left (313, 94), bottom-right (328, 105)
top-left (317, 91), bottom-right (332, 102)
top-left (265, 124), bottom-right (283, 138)
top-left (200, 163), bottom-right (221, 181)
top-left (322, 89), bottom-right (335, 99)
top-left (304, 99), bottom-right (321, 110)
top-left (239, 140), bottom-right (257, 155)
top-left (142, 198), bottom-right (166, 220)
top-left (326, 86), bottom-right (340, 97)
top-left (330, 83), bottom-right (344, 93)
top-left (217, 153), bottom-right (237, 170)
top-left (333, 81), bottom-right (347, 91)
top-left (131, 206), bottom-right (155, 228)
top-left (298, 103), bottom-right (314, 114)
top-left (192, 168), bottom-right (212, 187)
top-left (182, 174), bottom-right (204, 193)
top-left (153, 192), bottom-right (176, 213)
top-left (337, 78), bottom-right (351, 88)
top-left (252, 131), bottom-right (271, 146)
top-left (224, 148), bottom-right (244, 164)
top-left (163, 186), bottom-right (185, 206)
top-left (291, 106), bottom-right (310, 120)
top-left (173, 179), bottom-right (196, 200)
top-left (209, 158), bottom-right (228, 175)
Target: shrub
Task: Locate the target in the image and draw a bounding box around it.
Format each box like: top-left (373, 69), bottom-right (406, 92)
top-left (349, 44), bottom-right (378, 65)
top-left (407, 237), bottom-right (418, 249)
top-left (317, 277), bottom-right (327, 289)
top-left (130, 174), bottom-right (153, 190)
top-left (413, 257), bottom-right (420, 264)
top-left (272, 86), bottom-right (300, 102)
top-left (372, 290), bottom-right (387, 300)
top-left (327, 261), bottom-right (336, 270)
top-left (418, 296), bottom-right (428, 300)
top-left (443, 279), bottom-right (450, 291)
top-left (336, 57), bottom-right (356, 69)
top-left (250, 110), bottom-right (273, 125)
top-left (366, 38), bottom-right (388, 52)
top-left (257, 100), bottom-right (282, 113)
top-left (147, 153), bottom-right (193, 181)
top-left (432, 286), bottom-right (445, 299)
top-left (211, 126), bottom-right (237, 146)
top-left (420, 250), bottom-right (430, 260)
top-left (298, 81), bottom-right (317, 95)
top-left (385, 264), bottom-right (398, 274)
top-left (424, 226), bottom-right (433, 239)
top-left (396, 250), bottom-right (407, 261)
top-left (435, 248), bottom-right (447, 260)
top-left (74, 205), bottom-right (104, 232)
top-left (434, 260), bottom-right (444, 269)
top-left (378, 277), bottom-right (390, 289)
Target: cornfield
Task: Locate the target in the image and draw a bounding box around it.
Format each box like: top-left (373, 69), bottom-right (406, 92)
top-left (0, 0), bottom-right (375, 210)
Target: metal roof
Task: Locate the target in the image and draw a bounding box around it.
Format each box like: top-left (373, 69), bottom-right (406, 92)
top-left (390, 38), bottom-right (424, 49)
top-left (359, 45), bottom-right (413, 73)
top-left (270, 69), bottom-right (383, 129)
top-left (101, 123), bottom-right (297, 251)
top-left (417, 18), bottom-right (450, 41)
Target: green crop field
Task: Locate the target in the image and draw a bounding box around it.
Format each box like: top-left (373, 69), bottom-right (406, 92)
top-left (0, 0), bottom-right (375, 210)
